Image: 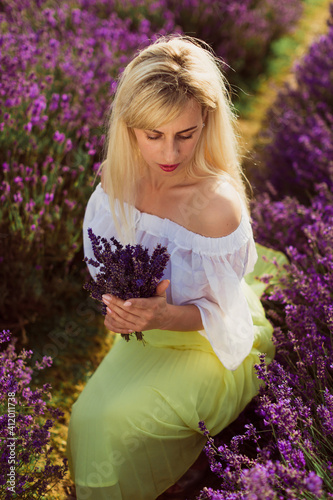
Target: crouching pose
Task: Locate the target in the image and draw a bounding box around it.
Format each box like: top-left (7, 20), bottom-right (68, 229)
top-left (67, 35), bottom-right (282, 500)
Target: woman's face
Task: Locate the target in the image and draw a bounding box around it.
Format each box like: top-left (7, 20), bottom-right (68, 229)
top-left (133, 99), bottom-right (206, 179)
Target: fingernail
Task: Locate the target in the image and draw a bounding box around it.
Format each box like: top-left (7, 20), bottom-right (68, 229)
top-left (123, 301), bottom-right (132, 307)
top-left (102, 294), bottom-right (111, 303)
top-left (106, 307), bottom-right (112, 314)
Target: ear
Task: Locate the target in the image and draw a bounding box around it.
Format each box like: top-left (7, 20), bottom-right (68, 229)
top-left (202, 107), bottom-right (208, 123)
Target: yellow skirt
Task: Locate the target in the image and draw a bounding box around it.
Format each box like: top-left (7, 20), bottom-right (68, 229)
top-left (66, 244), bottom-right (286, 500)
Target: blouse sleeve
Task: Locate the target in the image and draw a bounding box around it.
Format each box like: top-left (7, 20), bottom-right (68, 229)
top-left (170, 217), bottom-right (258, 371)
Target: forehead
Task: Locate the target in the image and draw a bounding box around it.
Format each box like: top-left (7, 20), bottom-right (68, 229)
top-left (146, 99), bottom-right (202, 132)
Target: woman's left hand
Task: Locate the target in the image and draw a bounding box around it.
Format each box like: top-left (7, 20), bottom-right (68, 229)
top-left (102, 280), bottom-right (170, 334)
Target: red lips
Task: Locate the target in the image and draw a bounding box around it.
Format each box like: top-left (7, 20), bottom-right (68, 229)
top-left (159, 164), bottom-right (180, 172)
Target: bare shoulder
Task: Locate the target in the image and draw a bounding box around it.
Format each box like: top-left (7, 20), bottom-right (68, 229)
top-left (189, 178), bottom-right (242, 238)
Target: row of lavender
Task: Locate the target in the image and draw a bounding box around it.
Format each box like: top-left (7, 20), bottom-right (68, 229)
top-left (0, 330), bottom-right (67, 498)
top-left (198, 5), bottom-right (333, 499)
top-left (0, 0), bottom-right (302, 330)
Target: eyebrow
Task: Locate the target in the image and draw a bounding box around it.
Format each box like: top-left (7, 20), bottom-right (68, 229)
top-left (150, 126), bottom-right (198, 134)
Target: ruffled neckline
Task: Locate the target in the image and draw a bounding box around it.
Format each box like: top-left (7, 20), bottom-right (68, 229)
top-left (94, 182), bottom-right (253, 256)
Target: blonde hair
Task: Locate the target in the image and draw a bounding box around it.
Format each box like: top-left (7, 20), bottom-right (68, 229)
top-left (101, 35), bottom-right (248, 243)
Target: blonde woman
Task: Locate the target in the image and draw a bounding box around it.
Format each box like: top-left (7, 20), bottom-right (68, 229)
top-left (67, 36), bottom-right (281, 499)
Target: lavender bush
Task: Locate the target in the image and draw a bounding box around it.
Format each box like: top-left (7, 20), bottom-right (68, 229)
top-left (0, 0), bottom-right (174, 330)
top-left (84, 229), bottom-right (170, 341)
top-left (116, 0), bottom-right (303, 93)
top-left (164, 0), bottom-right (303, 92)
top-left (196, 184), bottom-right (333, 499)
top-left (250, 4), bottom-right (333, 203)
top-left (0, 330), bottom-right (68, 499)
top-left (195, 5), bottom-right (333, 496)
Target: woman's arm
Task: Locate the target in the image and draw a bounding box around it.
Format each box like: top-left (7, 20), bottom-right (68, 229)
top-left (162, 303), bottom-right (203, 331)
top-left (102, 280), bottom-right (203, 334)
top-left (101, 183), bottom-right (241, 335)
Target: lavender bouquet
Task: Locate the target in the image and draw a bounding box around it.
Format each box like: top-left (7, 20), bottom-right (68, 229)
top-left (84, 228), bottom-right (170, 342)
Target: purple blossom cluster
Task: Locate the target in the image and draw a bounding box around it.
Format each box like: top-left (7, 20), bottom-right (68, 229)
top-left (162, 0), bottom-right (303, 90)
top-left (252, 4), bottom-right (333, 203)
top-left (0, 330), bottom-right (67, 499)
top-left (84, 228), bottom-right (170, 341)
top-left (198, 418), bottom-right (326, 500)
top-left (116, 0), bottom-right (302, 91)
top-left (196, 5), bottom-right (333, 498)
top-left (0, 0), bottom-right (175, 327)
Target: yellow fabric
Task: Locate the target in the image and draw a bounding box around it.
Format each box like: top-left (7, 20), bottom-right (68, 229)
top-left (66, 244), bottom-right (286, 500)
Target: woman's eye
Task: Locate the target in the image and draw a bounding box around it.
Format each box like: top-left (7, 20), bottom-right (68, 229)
top-left (178, 135), bottom-right (193, 140)
top-left (146, 134), bottom-right (193, 140)
top-left (146, 134), bottom-right (161, 140)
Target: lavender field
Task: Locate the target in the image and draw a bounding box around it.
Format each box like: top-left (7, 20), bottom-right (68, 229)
top-left (1, 0), bottom-right (332, 498)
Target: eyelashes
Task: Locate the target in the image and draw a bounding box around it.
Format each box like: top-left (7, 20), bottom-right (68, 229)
top-left (146, 135), bottom-right (193, 141)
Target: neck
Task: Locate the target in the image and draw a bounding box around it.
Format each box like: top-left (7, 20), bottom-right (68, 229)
top-left (144, 168), bottom-right (190, 194)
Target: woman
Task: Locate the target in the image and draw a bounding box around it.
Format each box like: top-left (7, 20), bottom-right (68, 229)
top-left (66, 35), bottom-right (282, 499)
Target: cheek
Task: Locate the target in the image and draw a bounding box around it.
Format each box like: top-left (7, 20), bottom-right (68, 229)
top-left (141, 143), bottom-right (157, 159)
top-left (136, 140), bottom-right (153, 159)
top-left (187, 140), bottom-right (199, 157)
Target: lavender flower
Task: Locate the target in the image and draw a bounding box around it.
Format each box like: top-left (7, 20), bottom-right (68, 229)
top-left (0, 330), bottom-right (67, 499)
top-left (84, 228), bottom-right (170, 341)
top-left (250, 4), bottom-right (333, 202)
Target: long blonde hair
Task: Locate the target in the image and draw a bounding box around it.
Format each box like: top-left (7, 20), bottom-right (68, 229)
top-left (101, 35), bottom-right (248, 243)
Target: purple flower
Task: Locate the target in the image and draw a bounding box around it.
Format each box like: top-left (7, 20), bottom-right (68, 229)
top-left (84, 229), bottom-right (170, 341)
top-left (13, 192), bottom-right (23, 203)
top-left (53, 130), bottom-right (65, 143)
top-left (317, 389), bottom-right (333, 435)
top-left (49, 93), bottom-right (60, 111)
top-left (0, 330), bottom-right (68, 495)
top-left (305, 471), bottom-right (323, 495)
top-left (24, 122), bottom-right (32, 133)
top-left (44, 192), bottom-right (54, 204)
top-left (65, 138), bottom-right (73, 151)
top-left (0, 329), bottom-right (11, 343)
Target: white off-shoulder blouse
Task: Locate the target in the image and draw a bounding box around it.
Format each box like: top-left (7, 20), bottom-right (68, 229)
top-left (83, 182), bottom-right (258, 371)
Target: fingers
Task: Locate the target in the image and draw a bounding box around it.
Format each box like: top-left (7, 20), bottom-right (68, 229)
top-left (102, 294), bottom-right (132, 308)
top-left (155, 279), bottom-right (170, 296)
top-left (101, 290), bottom-right (168, 333)
top-left (102, 295), bottom-right (143, 333)
top-left (102, 294), bottom-right (148, 312)
top-left (102, 295), bottom-right (140, 322)
top-left (111, 294), bottom-right (166, 310)
top-left (103, 306), bottom-right (136, 334)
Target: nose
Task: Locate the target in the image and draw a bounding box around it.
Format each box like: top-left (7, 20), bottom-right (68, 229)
top-left (163, 138), bottom-right (179, 164)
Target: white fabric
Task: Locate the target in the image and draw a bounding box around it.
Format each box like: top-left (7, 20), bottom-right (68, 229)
top-left (83, 182), bottom-right (258, 371)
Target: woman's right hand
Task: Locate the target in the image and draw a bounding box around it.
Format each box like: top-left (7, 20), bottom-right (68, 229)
top-left (102, 280), bottom-right (170, 334)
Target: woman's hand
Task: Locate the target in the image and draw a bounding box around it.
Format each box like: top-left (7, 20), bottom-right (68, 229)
top-left (102, 280), bottom-right (170, 334)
